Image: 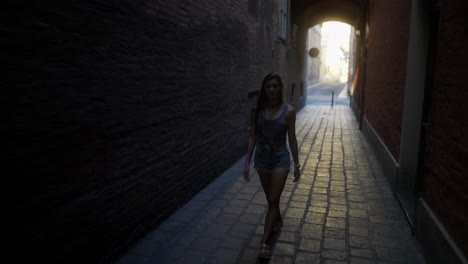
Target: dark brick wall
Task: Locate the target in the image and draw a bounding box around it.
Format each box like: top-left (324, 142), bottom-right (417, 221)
top-left (421, 0), bottom-right (468, 256)
top-left (5, 0), bottom-right (288, 263)
top-left (364, 0), bottom-right (411, 161)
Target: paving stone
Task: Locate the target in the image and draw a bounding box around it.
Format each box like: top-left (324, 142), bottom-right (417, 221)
top-left (282, 218), bottom-right (302, 232)
top-left (349, 208), bottom-right (368, 218)
top-left (190, 237), bottom-right (220, 252)
top-left (326, 217), bottom-right (346, 229)
top-left (285, 207), bottom-right (306, 218)
top-left (249, 236), bottom-right (262, 248)
top-left (349, 216), bottom-right (370, 227)
top-left (223, 205), bottom-right (244, 214)
top-left (234, 192), bottom-right (255, 200)
top-left (228, 223), bottom-right (256, 238)
top-left (375, 246), bottom-right (406, 263)
top-left (176, 250), bottom-right (207, 264)
top-left (329, 204), bottom-right (347, 211)
top-left (289, 201), bottom-right (307, 208)
top-left (238, 248), bottom-right (258, 263)
top-left (221, 236), bottom-right (246, 250)
top-left (273, 242), bottom-right (295, 256)
top-left (350, 248), bottom-right (376, 259)
top-left (199, 207), bottom-right (222, 219)
top-left (291, 194), bottom-right (309, 202)
top-left (312, 200), bottom-right (329, 208)
top-left (349, 202), bottom-right (367, 210)
top-left (298, 238), bottom-right (321, 252)
top-left (239, 213), bottom-right (263, 224)
top-left (295, 189), bottom-right (311, 196)
top-left (206, 248), bottom-right (240, 264)
top-left (324, 238), bottom-right (346, 251)
top-left (315, 181), bottom-right (329, 188)
top-left (295, 252), bottom-right (320, 264)
top-left (313, 187), bottom-right (329, 194)
top-left (328, 210), bottom-right (347, 218)
top-left (301, 223), bottom-right (324, 240)
top-left (330, 197), bottom-right (347, 205)
top-left (269, 255), bottom-right (294, 264)
top-left (330, 191), bottom-right (346, 198)
top-left (244, 204), bottom-right (266, 214)
top-left (330, 185), bottom-right (345, 192)
top-left (201, 224), bottom-right (230, 239)
top-left (252, 192), bottom-right (268, 204)
top-left (324, 260), bottom-right (347, 264)
top-left (209, 199), bottom-right (228, 207)
top-left (240, 186), bottom-right (258, 194)
top-left (325, 228), bottom-right (346, 239)
top-left (349, 225), bottom-right (369, 237)
top-left (349, 235), bottom-right (373, 249)
top-left (230, 199), bottom-right (250, 207)
top-left (311, 193), bottom-right (328, 201)
top-left (350, 257), bottom-right (378, 264)
top-left (309, 206), bottom-right (327, 213)
top-left (304, 212), bottom-right (325, 224)
top-left (278, 231), bottom-right (297, 243)
top-left (214, 213), bottom-right (239, 225)
top-left (331, 179), bottom-right (345, 185)
top-left (321, 249), bottom-right (348, 261)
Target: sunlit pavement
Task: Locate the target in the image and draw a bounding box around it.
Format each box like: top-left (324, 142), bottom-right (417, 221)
top-left (115, 104), bottom-right (426, 264)
top-left (307, 83), bottom-right (350, 106)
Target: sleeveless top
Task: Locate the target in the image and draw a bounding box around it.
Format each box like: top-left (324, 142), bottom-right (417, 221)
top-left (257, 104), bottom-right (288, 145)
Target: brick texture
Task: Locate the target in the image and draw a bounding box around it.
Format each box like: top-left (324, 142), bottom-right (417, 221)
top-left (4, 0), bottom-right (288, 263)
top-left (364, 0), bottom-right (411, 161)
top-left (421, 0), bottom-right (468, 257)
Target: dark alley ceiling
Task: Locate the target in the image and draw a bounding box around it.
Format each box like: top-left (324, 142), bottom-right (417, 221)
top-left (292, 0), bottom-right (366, 28)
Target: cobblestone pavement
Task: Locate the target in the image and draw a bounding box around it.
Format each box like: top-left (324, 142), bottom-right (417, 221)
top-left (115, 105), bottom-right (426, 264)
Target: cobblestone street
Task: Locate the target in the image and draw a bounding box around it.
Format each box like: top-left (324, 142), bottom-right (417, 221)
top-left (116, 104), bottom-right (426, 264)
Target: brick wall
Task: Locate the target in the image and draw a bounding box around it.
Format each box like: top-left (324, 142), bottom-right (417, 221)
top-left (5, 0), bottom-right (288, 263)
top-left (421, 0), bottom-right (468, 256)
top-left (364, 0), bottom-right (411, 161)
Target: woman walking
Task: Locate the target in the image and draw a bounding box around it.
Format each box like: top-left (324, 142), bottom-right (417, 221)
top-left (243, 72), bottom-right (301, 259)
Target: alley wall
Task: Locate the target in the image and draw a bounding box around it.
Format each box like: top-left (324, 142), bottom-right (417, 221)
top-left (364, 0), bottom-right (412, 161)
top-left (4, 0), bottom-right (290, 263)
top-left (421, 0), bottom-right (468, 256)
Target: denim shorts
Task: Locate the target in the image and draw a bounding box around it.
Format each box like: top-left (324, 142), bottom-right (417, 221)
top-left (254, 144), bottom-right (291, 172)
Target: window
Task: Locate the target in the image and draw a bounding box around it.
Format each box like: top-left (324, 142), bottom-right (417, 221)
top-left (279, 0), bottom-right (288, 40)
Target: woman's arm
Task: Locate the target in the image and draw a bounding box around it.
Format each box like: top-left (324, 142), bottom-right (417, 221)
top-left (287, 105), bottom-right (300, 181)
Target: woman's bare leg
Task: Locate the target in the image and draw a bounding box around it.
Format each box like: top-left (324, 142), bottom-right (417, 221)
top-left (259, 169), bottom-right (289, 245)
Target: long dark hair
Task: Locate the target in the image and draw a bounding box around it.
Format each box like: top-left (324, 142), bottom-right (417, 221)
top-left (252, 72), bottom-right (284, 134)
top-left (256, 72), bottom-right (284, 111)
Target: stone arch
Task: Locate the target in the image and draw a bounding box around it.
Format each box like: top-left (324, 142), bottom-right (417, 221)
top-left (288, 0), bottom-right (369, 111)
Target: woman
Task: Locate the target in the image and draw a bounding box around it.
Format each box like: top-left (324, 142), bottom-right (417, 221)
top-left (243, 72), bottom-right (301, 259)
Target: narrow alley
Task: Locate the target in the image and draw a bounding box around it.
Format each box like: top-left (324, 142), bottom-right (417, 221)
top-left (116, 104), bottom-right (425, 264)
top-left (7, 0), bottom-right (467, 263)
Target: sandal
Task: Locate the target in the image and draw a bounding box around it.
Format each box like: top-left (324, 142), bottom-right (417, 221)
top-left (258, 243), bottom-right (272, 259)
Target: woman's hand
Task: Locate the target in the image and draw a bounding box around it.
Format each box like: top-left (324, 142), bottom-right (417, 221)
top-left (293, 166), bottom-right (301, 182)
top-left (243, 166), bottom-right (250, 182)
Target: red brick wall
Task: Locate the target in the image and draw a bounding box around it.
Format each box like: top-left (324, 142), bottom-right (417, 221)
top-left (421, 0), bottom-right (468, 256)
top-left (364, 0), bottom-right (411, 161)
top-left (4, 0), bottom-right (288, 263)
